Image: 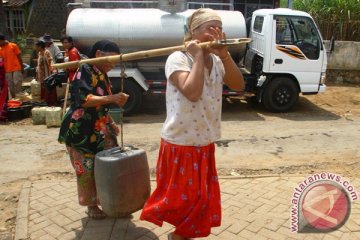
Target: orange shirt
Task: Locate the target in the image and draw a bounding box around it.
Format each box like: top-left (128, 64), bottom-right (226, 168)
top-left (0, 42), bottom-right (22, 73)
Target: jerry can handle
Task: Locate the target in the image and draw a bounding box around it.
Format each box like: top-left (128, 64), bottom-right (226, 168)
top-left (111, 145), bottom-right (139, 155)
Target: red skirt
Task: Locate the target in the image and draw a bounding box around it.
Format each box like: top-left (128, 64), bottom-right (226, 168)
top-left (41, 82), bottom-right (57, 106)
top-left (0, 73), bottom-right (8, 121)
top-left (140, 139), bottom-right (221, 238)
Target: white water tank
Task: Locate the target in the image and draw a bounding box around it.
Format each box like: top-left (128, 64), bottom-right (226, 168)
top-left (66, 8), bottom-right (247, 57)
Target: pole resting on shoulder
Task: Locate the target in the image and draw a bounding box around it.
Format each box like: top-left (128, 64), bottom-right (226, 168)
top-left (51, 38), bottom-right (252, 70)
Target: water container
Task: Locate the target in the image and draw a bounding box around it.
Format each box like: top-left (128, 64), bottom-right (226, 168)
top-left (21, 103), bottom-right (33, 118)
top-left (31, 107), bottom-right (48, 125)
top-left (30, 79), bottom-right (41, 97)
top-left (7, 108), bottom-right (24, 121)
top-left (95, 146), bottom-right (150, 218)
top-left (108, 107), bottom-right (123, 124)
top-left (45, 107), bottom-right (62, 127)
top-left (15, 92), bottom-right (32, 102)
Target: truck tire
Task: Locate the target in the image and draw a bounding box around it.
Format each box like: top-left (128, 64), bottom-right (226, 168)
top-left (111, 78), bottom-right (143, 115)
top-left (122, 80), bottom-right (143, 115)
top-left (262, 77), bottom-right (299, 112)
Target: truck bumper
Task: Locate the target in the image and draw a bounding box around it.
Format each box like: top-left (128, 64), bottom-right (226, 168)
top-left (318, 84), bottom-right (326, 93)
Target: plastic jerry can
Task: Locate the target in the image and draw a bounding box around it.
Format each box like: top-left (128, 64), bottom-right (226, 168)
top-left (45, 107), bottom-right (62, 127)
top-left (31, 107), bottom-right (48, 125)
top-left (30, 79), bottom-right (41, 97)
top-left (95, 146), bottom-right (150, 218)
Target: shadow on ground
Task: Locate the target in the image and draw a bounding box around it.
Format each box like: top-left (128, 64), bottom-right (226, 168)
top-left (73, 214), bottom-right (160, 239)
top-left (222, 96), bottom-right (341, 122)
top-left (133, 93), bottom-right (341, 123)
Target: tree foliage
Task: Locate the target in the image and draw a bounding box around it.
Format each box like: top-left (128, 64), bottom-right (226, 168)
top-left (283, 0), bottom-right (360, 41)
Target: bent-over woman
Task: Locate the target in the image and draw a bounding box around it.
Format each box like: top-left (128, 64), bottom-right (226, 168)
top-left (58, 40), bottom-right (129, 219)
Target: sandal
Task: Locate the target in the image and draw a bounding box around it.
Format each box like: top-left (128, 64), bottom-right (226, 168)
top-left (168, 233), bottom-right (192, 240)
top-left (86, 206), bottom-right (107, 220)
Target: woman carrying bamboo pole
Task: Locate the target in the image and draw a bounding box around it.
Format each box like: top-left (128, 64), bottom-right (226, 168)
top-left (58, 40), bottom-right (128, 219)
top-left (140, 8), bottom-right (244, 240)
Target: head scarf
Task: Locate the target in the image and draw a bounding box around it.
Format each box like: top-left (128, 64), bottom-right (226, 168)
top-left (89, 40), bottom-right (120, 58)
top-left (184, 8), bottom-right (222, 41)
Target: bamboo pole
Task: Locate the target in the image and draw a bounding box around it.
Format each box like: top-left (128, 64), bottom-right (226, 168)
top-left (52, 38), bottom-right (251, 69)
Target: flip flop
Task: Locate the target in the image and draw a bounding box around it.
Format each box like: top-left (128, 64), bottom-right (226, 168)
top-left (86, 206), bottom-right (107, 220)
top-left (168, 233), bottom-right (193, 240)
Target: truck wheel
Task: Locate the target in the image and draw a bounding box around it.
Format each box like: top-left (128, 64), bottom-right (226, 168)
top-left (122, 80), bottom-right (143, 115)
top-left (262, 77), bottom-right (299, 112)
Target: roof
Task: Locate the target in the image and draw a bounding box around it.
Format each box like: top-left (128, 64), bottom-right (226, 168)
top-left (253, 8), bottom-right (311, 18)
top-left (3, 0), bottom-right (30, 8)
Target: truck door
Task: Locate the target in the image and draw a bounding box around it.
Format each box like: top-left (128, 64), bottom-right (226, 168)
top-left (270, 15), bottom-right (325, 93)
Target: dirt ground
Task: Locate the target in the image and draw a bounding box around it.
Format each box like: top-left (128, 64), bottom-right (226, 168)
top-left (0, 83), bottom-right (360, 239)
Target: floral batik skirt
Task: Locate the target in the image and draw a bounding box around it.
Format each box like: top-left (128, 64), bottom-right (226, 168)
top-left (140, 139), bottom-right (221, 238)
top-left (66, 146), bottom-right (98, 206)
top-left (66, 129), bottom-right (118, 206)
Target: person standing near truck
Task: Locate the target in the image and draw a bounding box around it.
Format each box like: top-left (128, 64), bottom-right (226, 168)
top-left (60, 35), bottom-right (81, 81)
top-left (42, 34), bottom-right (63, 64)
top-left (35, 39), bottom-right (57, 106)
top-left (58, 40), bottom-right (129, 219)
top-left (0, 33), bottom-right (24, 99)
top-left (140, 8), bottom-right (244, 240)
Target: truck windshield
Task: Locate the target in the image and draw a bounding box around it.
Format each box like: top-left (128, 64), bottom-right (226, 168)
top-left (275, 16), bottom-right (321, 60)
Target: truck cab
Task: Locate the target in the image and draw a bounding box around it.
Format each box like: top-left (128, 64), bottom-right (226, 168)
top-left (245, 8), bottom-right (327, 112)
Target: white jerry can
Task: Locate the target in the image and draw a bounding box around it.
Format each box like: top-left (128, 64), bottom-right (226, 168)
top-left (30, 79), bottom-right (41, 97)
top-left (45, 107), bottom-right (62, 127)
top-left (31, 107), bottom-right (48, 125)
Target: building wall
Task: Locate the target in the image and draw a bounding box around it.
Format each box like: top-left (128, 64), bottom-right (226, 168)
top-left (234, 0), bottom-right (279, 18)
top-left (325, 41), bottom-right (360, 70)
top-left (27, 0), bottom-right (71, 39)
top-left (324, 40), bottom-right (360, 84)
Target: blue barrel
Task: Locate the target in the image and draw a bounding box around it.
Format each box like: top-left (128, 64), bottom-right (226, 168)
top-left (95, 146), bottom-right (150, 217)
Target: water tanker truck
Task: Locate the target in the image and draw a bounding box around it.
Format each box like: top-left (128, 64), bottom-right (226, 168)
top-left (66, 5), bottom-right (327, 114)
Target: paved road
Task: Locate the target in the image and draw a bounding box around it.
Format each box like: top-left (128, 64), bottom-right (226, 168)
top-left (1, 112), bottom-right (359, 183)
top-left (15, 176), bottom-right (360, 239)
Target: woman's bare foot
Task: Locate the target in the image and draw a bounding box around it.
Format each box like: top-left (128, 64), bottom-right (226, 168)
top-left (86, 206), bottom-right (106, 220)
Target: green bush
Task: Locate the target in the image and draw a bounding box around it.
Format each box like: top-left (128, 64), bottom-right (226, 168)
top-left (12, 34), bottom-right (30, 54)
top-left (292, 0), bottom-right (360, 41)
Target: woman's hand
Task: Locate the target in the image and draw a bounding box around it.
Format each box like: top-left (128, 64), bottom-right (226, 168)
top-left (82, 92), bottom-right (129, 108)
top-left (207, 29), bottom-right (228, 59)
top-left (108, 92), bottom-right (129, 107)
top-left (186, 40), bottom-right (203, 60)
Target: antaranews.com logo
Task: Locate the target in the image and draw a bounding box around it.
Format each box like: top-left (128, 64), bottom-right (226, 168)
top-left (291, 172), bottom-right (358, 233)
